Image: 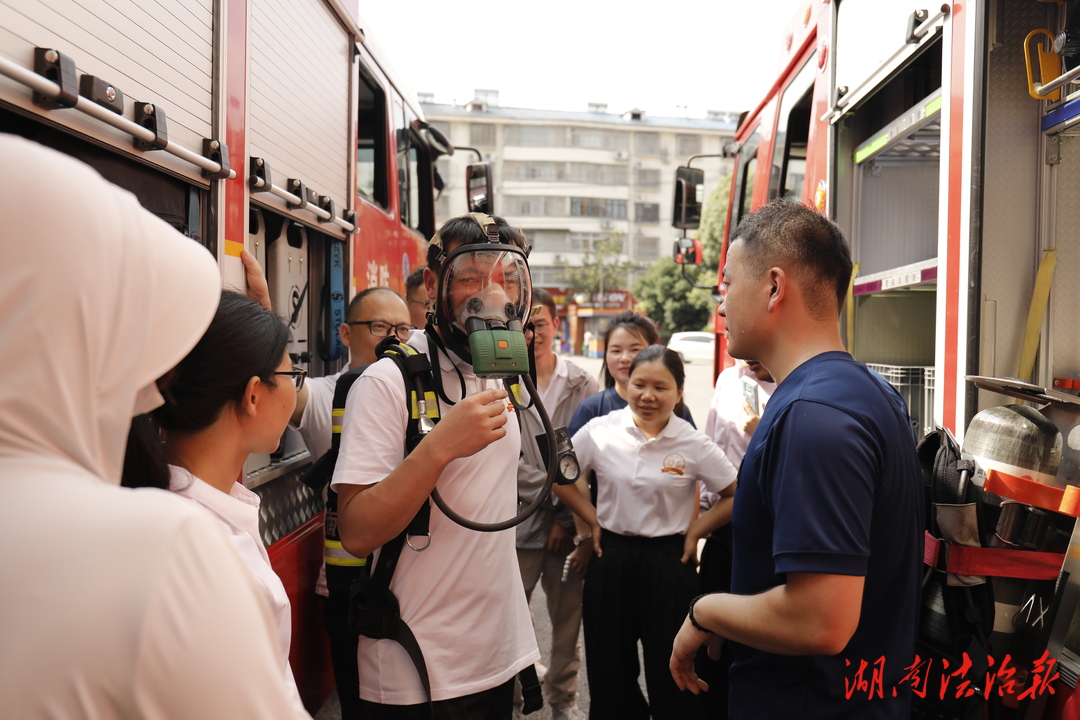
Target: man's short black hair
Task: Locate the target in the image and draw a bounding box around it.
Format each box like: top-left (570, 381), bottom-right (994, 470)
top-left (405, 267), bottom-right (426, 292)
top-left (532, 286), bottom-right (557, 320)
top-left (346, 287), bottom-right (400, 322)
top-left (730, 200), bottom-right (852, 318)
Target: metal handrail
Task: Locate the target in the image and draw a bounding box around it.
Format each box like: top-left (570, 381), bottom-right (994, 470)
top-left (0, 54), bottom-right (235, 179)
top-left (250, 176), bottom-right (356, 233)
top-left (1034, 63), bottom-right (1080, 98)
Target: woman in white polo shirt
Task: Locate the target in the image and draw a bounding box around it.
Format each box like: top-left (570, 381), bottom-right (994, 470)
top-left (122, 291), bottom-right (303, 694)
top-left (555, 345), bottom-right (737, 720)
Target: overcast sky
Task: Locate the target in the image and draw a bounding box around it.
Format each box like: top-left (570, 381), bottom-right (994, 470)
top-left (357, 0), bottom-right (805, 119)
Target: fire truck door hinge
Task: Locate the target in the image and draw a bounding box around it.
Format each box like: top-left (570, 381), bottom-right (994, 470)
top-left (1047, 135), bottom-right (1062, 165)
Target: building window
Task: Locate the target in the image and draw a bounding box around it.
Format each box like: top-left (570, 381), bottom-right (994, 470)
top-left (635, 203), bottom-right (660, 223)
top-left (528, 229), bottom-right (570, 252)
top-left (504, 125), bottom-right (565, 147)
top-left (504, 161), bottom-right (564, 182)
top-left (636, 132), bottom-right (660, 156)
top-left (635, 167), bottom-right (660, 190)
top-left (676, 134), bottom-right (702, 157)
top-left (503, 196), bottom-right (566, 217)
top-left (635, 236), bottom-right (660, 259)
top-left (470, 123), bottom-right (496, 147)
top-left (570, 197), bottom-right (627, 218)
top-left (567, 163), bottom-right (629, 185)
top-left (570, 128), bottom-right (629, 151)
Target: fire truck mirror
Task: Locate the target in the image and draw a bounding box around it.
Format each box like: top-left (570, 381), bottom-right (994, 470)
top-left (672, 166), bottom-right (704, 230)
top-left (467, 163), bottom-right (493, 214)
top-left (672, 236), bottom-right (702, 266)
top-left (425, 126), bottom-right (454, 158)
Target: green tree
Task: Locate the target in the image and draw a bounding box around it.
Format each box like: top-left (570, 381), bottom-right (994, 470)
top-left (698, 172), bottom-right (732, 271)
top-left (560, 233), bottom-right (640, 296)
top-left (632, 172), bottom-right (732, 335)
top-left (632, 260), bottom-right (715, 336)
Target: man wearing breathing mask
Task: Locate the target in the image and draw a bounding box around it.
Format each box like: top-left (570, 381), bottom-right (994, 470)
top-left (331, 214), bottom-right (540, 719)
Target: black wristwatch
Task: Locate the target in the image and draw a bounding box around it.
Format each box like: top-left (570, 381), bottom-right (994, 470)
top-left (688, 593), bottom-right (712, 633)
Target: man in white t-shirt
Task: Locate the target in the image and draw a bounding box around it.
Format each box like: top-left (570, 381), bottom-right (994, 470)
top-left (333, 214), bottom-right (540, 718)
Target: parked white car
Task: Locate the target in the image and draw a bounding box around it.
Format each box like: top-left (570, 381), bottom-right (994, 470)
top-left (668, 331), bottom-right (715, 364)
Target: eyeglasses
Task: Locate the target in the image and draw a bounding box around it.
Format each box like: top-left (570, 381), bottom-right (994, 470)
top-left (272, 367), bottom-right (308, 392)
top-left (347, 320), bottom-right (416, 342)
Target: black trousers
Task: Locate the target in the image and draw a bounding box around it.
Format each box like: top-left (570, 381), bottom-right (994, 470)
top-left (695, 525), bottom-right (733, 720)
top-left (324, 584), bottom-right (361, 720)
top-left (582, 532), bottom-right (700, 720)
top-left (357, 677), bottom-right (515, 720)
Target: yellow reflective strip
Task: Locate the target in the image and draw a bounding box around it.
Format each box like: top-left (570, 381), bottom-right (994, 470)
top-left (325, 556), bottom-right (367, 566)
top-left (424, 391), bottom-right (440, 418)
top-left (332, 425), bottom-right (343, 433)
top-left (410, 391), bottom-right (420, 419)
top-left (224, 239), bottom-right (245, 258)
top-left (324, 539), bottom-right (366, 566)
top-left (332, 409), bottom-right (345, 417)
top-left (510, 383), bottom-right (523, 405)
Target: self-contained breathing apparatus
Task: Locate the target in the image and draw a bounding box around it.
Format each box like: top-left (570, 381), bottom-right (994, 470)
top-left (301, 213), bottom-right (579, 716)
top-left (917, 376), bottom-right (1080, 720)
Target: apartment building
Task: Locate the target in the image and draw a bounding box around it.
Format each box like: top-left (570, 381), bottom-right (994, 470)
top-left (420, 90), bottom-right (737, 291)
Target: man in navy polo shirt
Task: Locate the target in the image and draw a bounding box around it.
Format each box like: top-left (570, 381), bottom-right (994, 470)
top-left (669, 201), bottom-right (922, 719)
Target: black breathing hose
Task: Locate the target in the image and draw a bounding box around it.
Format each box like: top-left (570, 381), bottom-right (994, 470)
top-left (429, 371), bottom-right (559, 532)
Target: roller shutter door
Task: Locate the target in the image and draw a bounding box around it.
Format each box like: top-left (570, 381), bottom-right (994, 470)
top-left (249, 0), bottom-right (351, 223)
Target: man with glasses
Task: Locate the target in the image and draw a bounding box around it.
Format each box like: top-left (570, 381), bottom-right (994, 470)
top-left (290, 287), bottom-right (413, 455)
top-left (288, 285), bottom-right (411, 720)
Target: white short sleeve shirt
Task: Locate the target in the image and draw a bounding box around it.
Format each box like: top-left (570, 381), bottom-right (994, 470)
top-left (332, 332), bottom-right (540, 704)
top-left (573, 407), bottom-right (737, 537)
top-left (169, 466), bottom-right (297, 692)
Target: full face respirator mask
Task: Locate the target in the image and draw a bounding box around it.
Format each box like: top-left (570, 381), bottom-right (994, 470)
top-left (432, 213), bottom-right (533, 378)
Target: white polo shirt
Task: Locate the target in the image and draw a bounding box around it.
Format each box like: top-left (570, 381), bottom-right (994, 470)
top-left (332, 331), bottom-right (539, 704)
top-left (169, 466), bottom-right (298, 692)
top-left (572, 408), bottom-right (737, 537)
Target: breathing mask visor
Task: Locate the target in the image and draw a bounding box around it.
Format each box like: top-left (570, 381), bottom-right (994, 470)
top-left (434, 225), bottom-right (533, 377)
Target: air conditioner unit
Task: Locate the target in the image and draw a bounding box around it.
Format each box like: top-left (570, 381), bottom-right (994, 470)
top-left (554, 254), bottom-right (565, 264)
top-left (600, 219), bottom-right (613, 230)
top-left (635, 161), bottom-right (645, 169)
top-left (615, 150), bottom-right (629, 161)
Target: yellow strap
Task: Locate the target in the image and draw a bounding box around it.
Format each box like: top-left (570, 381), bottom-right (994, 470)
top-left (1017, 249), bottom-right (1057, 384)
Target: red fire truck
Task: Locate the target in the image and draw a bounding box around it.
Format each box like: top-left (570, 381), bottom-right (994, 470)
top-left (671, 0), bottom-right (1080, 715)
top-left (0, 0), bottom-right (467, 710)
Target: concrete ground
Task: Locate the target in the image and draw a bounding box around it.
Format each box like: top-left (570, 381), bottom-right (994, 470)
top-left (314, 351), bottom-right (714, 719)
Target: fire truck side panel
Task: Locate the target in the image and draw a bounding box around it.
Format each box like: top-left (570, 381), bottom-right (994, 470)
top-left (0, 0), bottom-right (214, 185)
top-left (248, 0), bottom-right (352, 225)
top-left (976, 1), bottom-right (1046, 414)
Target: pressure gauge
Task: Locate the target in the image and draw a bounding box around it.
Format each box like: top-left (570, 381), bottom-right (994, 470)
top-left (553, 427), bottom-right (580, 485)
top-left (559, 454), bottom-right (580, 483)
